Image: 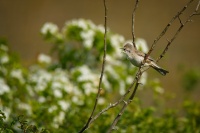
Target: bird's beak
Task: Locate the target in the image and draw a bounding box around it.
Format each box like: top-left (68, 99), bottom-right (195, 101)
top-left (120, 47), bottom-right (124, 50)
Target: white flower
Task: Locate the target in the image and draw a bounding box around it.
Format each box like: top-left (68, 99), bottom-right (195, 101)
top-left (81, 30), bottom-right (95, 48)
top-left (87, 20), bottom-right (96, 29)
top-left (0, 78), bottom-right (10, 95)
top-left (52, 82), bottom-right (62, 90)
top-left (72, 87), bottom-right (82, 96)
top-left (110, 34), bottom-right (125, 48)
top-left (41, 22), bottom-right (58, 35)
top-left (135, 38), bottom-right (148, 53)
top-left (82, 82), bottom-right (97, 95)
top-left (48, 105), bottom-right (58, 113)
top-left (119, 81), bottom-right (125, 95)
top-left (110, 34), bottom-right (125, 58)
top-left (102, 75), bottom-right (111, 91)
top-left (29, 68), bottom-right (52, 91)
top-left (1, 107), bottom-right (11, 121)
top-left (139, 72), bottom-right (148, 85)
top-left (154, 86), bottom-right (164, 94)
top-left (0, 44), bottom-right (8, 51)
top-left (72, 96), bottom-right (79, 103)
top-left (72, 96), bottom-right (84, 105)
top-left (53, 89), bottom-right (63, 98)
top-left (38, 96), bottom-right (46, 103)
top-left (38, 53), bottom-right (51, 64)
top-left (58, 100), bottom-right (70, 111)
top-left (98, 97), bottom-right (105, 105)
top-left (126, 76), bottom-right (133, 84)
top-left (0, 54), bottom-right (9, 64)
top-left (18, 103), bottom-right (32, 115)
top-left (105, 65), bottom-right (119, 80)
top-left (63, 83), bottom-right (73, 94)
top-left (77, 19), bottom-right (88, 29)
top-left (97, 25), bottom-right (105, 33)
top-left (76, 65), bottom-right (99, 82)
top-left (10, 69), bottom-right (24, 83)
top-left (65, 19), bottom-right (88, 30)
top-left (53, 111), bottom-right (65, 124)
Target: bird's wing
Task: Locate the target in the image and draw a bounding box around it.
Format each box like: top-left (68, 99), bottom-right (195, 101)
top-left (135, 50), bottom-right (155, 61)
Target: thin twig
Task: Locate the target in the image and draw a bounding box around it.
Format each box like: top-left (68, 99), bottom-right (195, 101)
top-left (132, 0), bottom-right (140, 48)
top-left (107, 0), bottom-right (199, 132)
top-left (145, 0), bottom-right (195, 61)
top-left (91, 72), bottom-right (138, 123)
top-left (157, 0), bottom-right (200, 62)
top-left (107, 71), bottom-right (142, 133)
top-left (78, 0), bottom-right (108, 132)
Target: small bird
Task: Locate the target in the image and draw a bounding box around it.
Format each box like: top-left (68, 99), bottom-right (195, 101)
top-left (121, 42), bottom-right (169, 76)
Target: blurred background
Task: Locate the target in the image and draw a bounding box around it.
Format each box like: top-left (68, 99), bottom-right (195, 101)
top-left (0, 0), bottom-right (200, 107)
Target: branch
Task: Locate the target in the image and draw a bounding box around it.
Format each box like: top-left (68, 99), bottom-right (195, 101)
top-left (78, 0), bottom-right (108, 132)
top-left (157, 0), bottom-right (200, 62)
top-left (106, 0), bottom-right (200, 132)
top-left (107, 70), bottom-right (143, 133)
top-left (145, 0), bottom-right (195, 61)
top-left (132, 0), bottom-right (140, 48)
top-left (91, 72), bottom-right (138, 123)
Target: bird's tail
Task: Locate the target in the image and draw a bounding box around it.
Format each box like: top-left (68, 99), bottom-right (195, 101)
top-left (150, 63), bottom-right (169, 76)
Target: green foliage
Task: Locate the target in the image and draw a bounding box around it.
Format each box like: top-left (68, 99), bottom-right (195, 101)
top-left (0, 19), bottom-right (200, 132)
top-left (182, 68), bottom-right (200, 91)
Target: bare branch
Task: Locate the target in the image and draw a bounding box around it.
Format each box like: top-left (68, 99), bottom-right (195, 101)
top-left (132, 0), bottom-right (140, 48)
top-left (145, 0), bottom-right (194, 61)
top-left (91, 73), bottom-right (138, 123)
top-left (107, 71), bottom-right (142, 133)
top-left (79, 0), bottom-right (200, 132)
top-left (106, 0), bottom-right (200, 132)
top-left (78, 0), bottom-right (108, 132)
top-left (157, 0), bottom-right (200, 62)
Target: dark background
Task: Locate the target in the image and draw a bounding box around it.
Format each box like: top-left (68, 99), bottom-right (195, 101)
top-left (0, 0), bottom-right (200, 107)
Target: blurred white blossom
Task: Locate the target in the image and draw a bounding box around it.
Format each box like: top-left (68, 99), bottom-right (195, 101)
top-left (53, 89), bottom-right (63, 98)
top-left (0, 78), bottom-right (10, 95)
top-left (126, 76), bottom-right (133, 84)
top-left (65, 19), bottom-right (88, 30)
top-left (48, 105), bottom-right (58, 113)
top-left (29, 68), bottom-right (52, 91)
top-left (81, 29), bottom-right (95, 48)
top-left (18, 103), bottom-right (32, 115)
top-left (154, 86), bottom-right (164, 94)
top-left (110, 34), bottom-right (125, 58)
top-left (10, 69), bottom-right (25, 83)
top-left (139, 72), bottom-right (148, 85)
top-left (41, 22), bottom-right (58, 35)
top-left (0, 54), bottom-right (9, 64)
top-left (58, 100), bottom-right (70, 111)
top-left (98, 97), bottom-right (105, 105)
top-left (53, 111), bottom-right (65, 125)
top-left (75, 65), bottom-right (99, 82)
top-left (96, 25), bottom-right (105, 33)
top-left (38, 53), bottom-right (52, 64)
top-left (119, 81), bottom-right (126, 95)
top-left (135, 38), bottom-right (149, 53)
top-left (38, 96), bottom-right (46, 103)
top-left (82, 82), bottom-right (97, 95)
top-left (0, 44), bottom-right (8, 51)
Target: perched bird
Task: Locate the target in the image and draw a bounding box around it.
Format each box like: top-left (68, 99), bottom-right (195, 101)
top-left (121, 42), bottom-right (169, 76)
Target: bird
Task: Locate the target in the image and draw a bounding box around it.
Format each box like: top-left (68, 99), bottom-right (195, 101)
top-left (121, 42), bottom-right (169, 76)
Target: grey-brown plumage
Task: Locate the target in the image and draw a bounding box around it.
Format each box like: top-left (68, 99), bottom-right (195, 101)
top-left (121, 43), bottom-right (169, 76)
